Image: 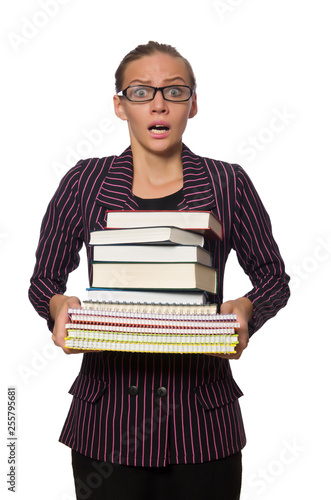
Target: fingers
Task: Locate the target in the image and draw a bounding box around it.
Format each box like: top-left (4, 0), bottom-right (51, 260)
top-left (51, 295), bottom-right (85, 354)
top-left (53, 327), bottom-right (89, 355)
top-left (212, 298), bottom-right (251, 360)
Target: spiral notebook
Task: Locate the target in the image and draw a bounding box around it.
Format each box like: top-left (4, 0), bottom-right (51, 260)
top-left (65, 307), bottom-right (240, 354)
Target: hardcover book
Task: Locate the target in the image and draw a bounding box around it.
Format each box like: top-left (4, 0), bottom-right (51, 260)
top-left (89, 226), bottom-right (204, 247)
top-left (106, 210), bottom-right (223, 240)
top-left (91, 262), bottom-right (218, 294)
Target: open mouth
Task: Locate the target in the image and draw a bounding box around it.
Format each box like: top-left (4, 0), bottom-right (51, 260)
top-left (148, 124), bottom-right (170, 134)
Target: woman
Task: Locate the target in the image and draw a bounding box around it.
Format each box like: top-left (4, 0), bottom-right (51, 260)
top-left (29, 41), bottom-right (290, 500)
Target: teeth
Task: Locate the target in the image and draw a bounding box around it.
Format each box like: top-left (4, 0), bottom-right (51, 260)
top-left (150, 125), bottom-right (169, 133)
top-left (150, 128), bottom-right (168, 134)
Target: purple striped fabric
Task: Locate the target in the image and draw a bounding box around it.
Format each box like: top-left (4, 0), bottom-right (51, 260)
top-left (29, 144), bottom-right (290, 466)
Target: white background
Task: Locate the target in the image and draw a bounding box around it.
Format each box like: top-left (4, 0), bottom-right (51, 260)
top-left (1, 0), bottom-right (330, 498)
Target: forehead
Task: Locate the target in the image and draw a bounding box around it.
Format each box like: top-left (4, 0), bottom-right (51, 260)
top-left (122, 52), bottom-right (190, 86)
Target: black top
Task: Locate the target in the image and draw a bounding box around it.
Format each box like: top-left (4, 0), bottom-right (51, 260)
top-left (133, 188), bottom-right (184, 210)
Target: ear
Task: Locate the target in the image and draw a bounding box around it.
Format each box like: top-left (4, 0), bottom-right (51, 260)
top-left (113, 95), bottom-right (128, 121)
top-left (188, 92), bottom-right (198, 119)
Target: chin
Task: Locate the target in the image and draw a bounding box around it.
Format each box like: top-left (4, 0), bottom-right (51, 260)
top-left (149, 140), bottom-right (181, 155)
top-left (130, 130), bottom-right (183, 156)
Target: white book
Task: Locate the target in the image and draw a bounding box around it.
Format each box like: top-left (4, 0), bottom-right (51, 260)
top-left (85, 288), bottom-right (209, 305)
top-left (106, 210), bottom-right (223, 240)
top-left (91, 262), bottom-right (217, 294)
top-left (92, 244), bottom-right (212, 267)
top-left (82, 301), bottom-right (218, 315)
top-left (89, 226), bottom-right (204, 247)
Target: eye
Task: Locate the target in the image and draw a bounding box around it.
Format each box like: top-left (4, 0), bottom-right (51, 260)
top-left (167, 87), bottom-right (182, 96)
top-left (132, 86), bottom-right (149, 98)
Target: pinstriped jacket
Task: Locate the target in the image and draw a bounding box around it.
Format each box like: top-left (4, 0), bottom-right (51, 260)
top-left (29, 144), bottom-right (290, 467)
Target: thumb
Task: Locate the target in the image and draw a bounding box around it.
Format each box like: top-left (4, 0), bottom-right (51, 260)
top-left (220, 300), bottom-right (235, 315)
top-left (67, 296), bottom-right (81, 308)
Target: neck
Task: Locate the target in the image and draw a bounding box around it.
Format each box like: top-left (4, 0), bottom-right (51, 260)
top-left (130, 140), bottom-right (184, 198)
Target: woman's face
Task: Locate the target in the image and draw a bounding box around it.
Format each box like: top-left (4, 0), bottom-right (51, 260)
top-left (113, 52), bottom-right (198, 156)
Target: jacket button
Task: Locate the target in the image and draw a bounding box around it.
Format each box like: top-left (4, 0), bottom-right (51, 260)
top-left (157, 387), bottom-right (167, 398)
top-left (128, 385), bottom-right (138, 396)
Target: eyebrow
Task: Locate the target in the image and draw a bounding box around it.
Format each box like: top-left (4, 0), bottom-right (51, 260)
top-left (128, 76), bottom-right (187, 86)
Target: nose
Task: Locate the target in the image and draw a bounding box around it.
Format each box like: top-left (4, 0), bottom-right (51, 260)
top-left (151, 88), bottom-right (168, 113)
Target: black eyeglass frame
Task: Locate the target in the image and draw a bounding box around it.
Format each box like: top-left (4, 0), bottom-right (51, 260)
top-left (117, 85), bottom-right (194, 102)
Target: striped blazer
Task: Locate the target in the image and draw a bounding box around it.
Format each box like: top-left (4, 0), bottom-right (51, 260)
top-left (29, 144), bottom-right (290, 467)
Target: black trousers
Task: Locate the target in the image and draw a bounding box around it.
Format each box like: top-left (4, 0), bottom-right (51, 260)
top-left (72, 449), bottom-right (242, 500)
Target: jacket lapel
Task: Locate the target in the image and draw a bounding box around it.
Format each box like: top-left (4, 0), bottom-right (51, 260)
top-left (181, 145), bottom-right (216, 211)
top-left (95, 144), bottom-right (216, 212)
top-left (94, 147), bottom-right (135, 210)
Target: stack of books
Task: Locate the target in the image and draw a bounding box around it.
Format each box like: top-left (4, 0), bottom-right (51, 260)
top-left (65, 309), bottom-right (239, 354)
top-left (65, 210), bottom-right (239, 354)
top-left (88, 210), bottom-right (223, 296)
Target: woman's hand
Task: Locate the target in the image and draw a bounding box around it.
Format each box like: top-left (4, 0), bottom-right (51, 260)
top-left (211, 297), bottom-right (253, 360)
top-left (49, 294), bottom-right (88, 354)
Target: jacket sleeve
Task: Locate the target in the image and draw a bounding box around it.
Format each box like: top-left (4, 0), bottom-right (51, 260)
top-left (230, 166), bottom-right (290, 336)
top-left (28, 164), bottom-right (85, 331)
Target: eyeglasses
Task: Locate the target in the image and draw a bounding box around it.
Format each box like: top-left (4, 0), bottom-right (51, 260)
top-left (117, 85), bottom-right (194, 102)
